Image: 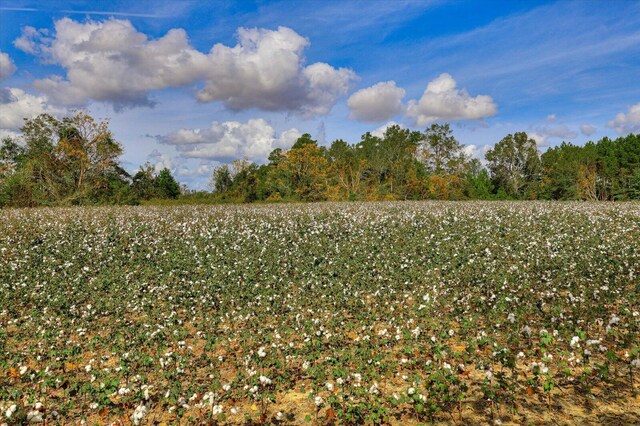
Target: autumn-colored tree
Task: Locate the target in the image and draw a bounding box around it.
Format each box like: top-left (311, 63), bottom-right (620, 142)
top-left (577, 164), bottom-right (597, 201)
top-left (55, 111), bottom-right (123, 196)
top-left (1, 112), bottom-right (133, 206)
top-left (279, 139), bottom-right (328, 201)
top-left (428, 174), bottom-right (462, 200)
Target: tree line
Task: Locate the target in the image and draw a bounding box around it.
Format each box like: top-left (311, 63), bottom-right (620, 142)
top-left (1, 112), bottom-right (639, 207)
top-left (211, 125), bottom-right (640, 202)
top-left (0, 112), bottom-right (180, 207)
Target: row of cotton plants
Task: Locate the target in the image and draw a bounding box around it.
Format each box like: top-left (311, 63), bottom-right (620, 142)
top-left (1, 201), bottom-right (639, 424)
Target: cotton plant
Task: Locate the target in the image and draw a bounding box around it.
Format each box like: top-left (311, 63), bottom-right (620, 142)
top-left (1, 202), bottom-right (639, 423)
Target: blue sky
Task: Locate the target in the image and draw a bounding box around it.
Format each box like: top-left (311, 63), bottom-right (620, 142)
top-left (1, 0), bottom-right (640, 189)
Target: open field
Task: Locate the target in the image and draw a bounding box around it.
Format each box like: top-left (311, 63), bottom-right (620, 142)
top-left (1, 202), bottom-right (639, 425)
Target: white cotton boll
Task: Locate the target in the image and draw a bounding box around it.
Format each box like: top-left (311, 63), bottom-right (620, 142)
top-left (5, 404), bottom-right (17, 418)
top-left (325, 382), bottom-right (334, 391)
top-left (26, 410), bottom-right (44, 423)
top-left (314, 396), bottom-right (323, 406)
top-left (130, 404), bottom-right (147, 425)
top-left (259, 375), bottom-right (272, 385)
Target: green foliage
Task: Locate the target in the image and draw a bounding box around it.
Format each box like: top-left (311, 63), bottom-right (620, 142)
top-left (207, 126), bottom-right (639, 204)
top-left (155, 168), bottom-right (181, 199)
top-left (131, 163), bottom-right (183, 201)
top-left (2, 111), bottom-right (639, 208)
top-left (485, 132), bottom-right (541, 199)
top-left (421, 123), bottom-right (465, 174)
top-left (210, 164), bottom-right (232, 193)
top-left (0, 112), bottom-right (135, 207)
top-left (290, 133), bottom-right (317, 150)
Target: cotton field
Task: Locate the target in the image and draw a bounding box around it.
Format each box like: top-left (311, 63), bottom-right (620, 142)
top-left (1, 202), bottom-right (639, 425)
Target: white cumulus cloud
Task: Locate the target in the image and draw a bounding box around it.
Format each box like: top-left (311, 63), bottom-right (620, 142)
top-left (15, 19), bottom-right (356, 115)
top-left (197, 27), bottom-right (356, 116)
top-left (0, 50), bottom-right (17, 81)
top-left (579, 124), bottom-right (596, 136)
top-left (528, 132), bottom-right (548, 146)
top-left (0, 87), bottom-right (65, 130)
top-left (13, 26), bottom-right (51, 55)
top-left (16, 18), bottom-right (210, 109)
top-left (176, 163), bottom-right (214, 178)
top-left (371, 121), bottom-right (403, 138)
top-left (347, 81), bottom-right (405, 122)
top-left (147, 149), bottom-right (176, 173)
top-left (608, 103), bottom-right (640, 135)
top-left (406, 73), bottom-right (497, 126)
top-left (159, 118), bottom-right (302, 163)
top-left (462, 144), bottom-right (491, 161)
top-left (0, 129), bottom-right (21, 140)
top-left (528, 115), bottom-right (577, 145)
